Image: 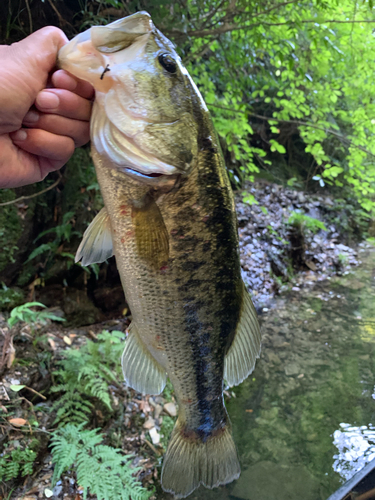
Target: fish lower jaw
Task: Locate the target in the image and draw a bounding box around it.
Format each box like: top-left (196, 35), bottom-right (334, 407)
top-left (120, 165), bottom-right (179, 186)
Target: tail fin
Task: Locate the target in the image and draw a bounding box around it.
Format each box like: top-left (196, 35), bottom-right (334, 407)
top-left (161, 417), bottom-right (240, 498)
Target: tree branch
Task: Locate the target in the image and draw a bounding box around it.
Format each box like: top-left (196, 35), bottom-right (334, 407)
top-left (46, 0), bottom-right (74, 29)
top-left (24, 0), bottom-right (33, 34)
top-left (0, 174), bottom-right (62, 207)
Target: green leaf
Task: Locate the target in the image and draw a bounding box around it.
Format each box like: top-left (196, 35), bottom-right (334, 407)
top-left (10, 385), bottom-right (26, 392)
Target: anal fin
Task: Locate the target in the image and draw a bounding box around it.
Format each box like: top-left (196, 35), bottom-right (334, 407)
top-left (75, 207), bottom-right (114, 266)
top-left (122, 322), bottom-right (167, 395)
top-left (224, 284), bottom-right (261, 387)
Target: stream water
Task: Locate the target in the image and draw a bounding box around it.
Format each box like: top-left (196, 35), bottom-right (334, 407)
top-left (187, 244), bottom-right (375, 500)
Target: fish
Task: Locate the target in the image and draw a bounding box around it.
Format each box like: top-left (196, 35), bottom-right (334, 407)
top-left (58, 12), bottom-right (261, 498)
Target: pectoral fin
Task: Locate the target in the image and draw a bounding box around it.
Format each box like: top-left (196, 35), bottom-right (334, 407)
top-left (75, 207), bottom-right (114, 266)
top-left (132, 196), bottom-right (169, 270)
top-left (224, 285), bottom-right (261, 387)
top-left (122, 322), bottom-right (167, 395)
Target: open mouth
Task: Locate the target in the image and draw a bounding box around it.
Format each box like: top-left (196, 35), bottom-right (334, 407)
top-left (123, 166), bottom-right (169, 181)
top-left (147, 172), bottom-right (163, 177)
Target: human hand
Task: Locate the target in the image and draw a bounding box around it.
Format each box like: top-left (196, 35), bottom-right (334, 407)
top-left (0, 27), bottom-right (94, 189)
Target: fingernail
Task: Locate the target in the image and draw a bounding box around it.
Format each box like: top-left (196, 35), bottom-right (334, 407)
top-left (23, 110), bottom-right (39, 123)
top-left (36, 91), bottom-right (60, 109)
top-left (12, 129), bottom-right (27, 141)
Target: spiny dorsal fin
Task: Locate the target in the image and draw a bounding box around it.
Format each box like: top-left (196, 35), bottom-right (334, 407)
top-left (224, 285), bottom-right (261, 387)
top-left (75, 207), bottom-right (114, 266)
top-left (122, 322), bottom-right (167, 395)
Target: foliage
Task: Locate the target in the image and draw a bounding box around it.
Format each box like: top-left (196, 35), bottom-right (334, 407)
top-left (323, 198), bottom-right (371, 243)
top-left (0, 283), bottom-right (24, 311)
top-left (0, 148), bottom-right (102, 289)
top-left (159, 416), bottom-right (175, 450)
top-left (51, 330), bottom-right (125, 425)
top-left (50, 423), bottom-right (151, 500)
top-left (287, 212), bottom-right (327, 234)
top-left (26, 211), bottom-right (80, 267)
top-left (242, 192), bottom-right (259, 206)
top-left (7, 302), bottom-right (65, 328)
top-left (0, 448), bottom-right (37, 482)
top-left (165, 0), bottom-right (375, 212)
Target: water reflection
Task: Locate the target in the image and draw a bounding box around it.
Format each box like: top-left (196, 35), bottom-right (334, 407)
top-left (333, 423), bottom-right (375, 481)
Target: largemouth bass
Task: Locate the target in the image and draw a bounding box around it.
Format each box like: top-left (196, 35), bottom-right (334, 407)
top-left (58, 12), bottom-right (261, 498)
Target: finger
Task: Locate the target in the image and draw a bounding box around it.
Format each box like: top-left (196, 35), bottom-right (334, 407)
top-left (0, 136), bottom-right (43, 188)
top-left (35, 89), bottom-right (93, 121)
top-left (51, 70), bottom-right (95, 99)
top-left (0, 151), bottom-right (47, 189)
top-left (23, 111), bottom-right (90, 147)
top-left (10, 128), bottom-right (75, 167)
top-left (0, 134), bottom-right (62, 188)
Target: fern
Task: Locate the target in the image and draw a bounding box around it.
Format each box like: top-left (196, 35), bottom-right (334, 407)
top-left (51, 330), bottom-right (125, 426)
top-left (50, 388), bottom-right (93, 425)
top-left (0, 448), bottom-right (37, 481)
top-left (8, 301), bottom-right (66, 327)
top-left (26, 243), bottom-right (54, 263)
top-left (50, 424), bottom-right (151, 500)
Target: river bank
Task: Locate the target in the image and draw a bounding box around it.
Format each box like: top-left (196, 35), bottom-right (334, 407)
top-left (236, 180), bottom-right (362, 309)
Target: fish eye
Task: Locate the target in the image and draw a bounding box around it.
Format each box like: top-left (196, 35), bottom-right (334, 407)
top-left (158, 53), bottom-right (177, 74)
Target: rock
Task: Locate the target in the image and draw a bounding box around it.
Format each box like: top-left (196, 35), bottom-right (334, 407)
top-left (306, 260), bottom-right (317, 271)
top-left (231, 461), bottom-right (320, 500)
top-left (267, 352), bottom-right (281, 365)
top-left (149, 427), bottom-right (160, 445)
top-left (154, 404), bottom-right (163, 419)
top-left (285, 362), bottom-right (300, 376)
top-left (164, 402), bottom-right (177, 417)
top-left (52, 484), bottom-right (63, 497)
top-left (143, 417), bottom-right (155, 430)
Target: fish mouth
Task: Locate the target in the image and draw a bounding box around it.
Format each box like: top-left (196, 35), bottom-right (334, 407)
top-left (120, 166), bottom-right (179, 186)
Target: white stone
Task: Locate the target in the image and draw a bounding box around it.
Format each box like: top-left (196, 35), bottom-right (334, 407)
top-left (164, 402), bottom-right (177, 417)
